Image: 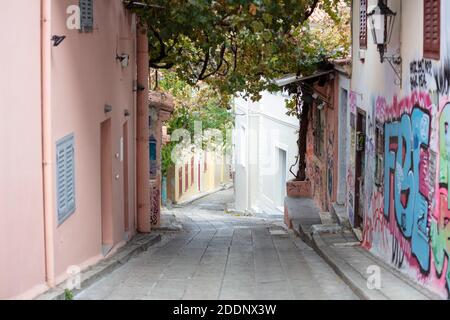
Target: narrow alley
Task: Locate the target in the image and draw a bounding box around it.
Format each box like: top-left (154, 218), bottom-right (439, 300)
top-left (76, 189), bottom-right (358, 300)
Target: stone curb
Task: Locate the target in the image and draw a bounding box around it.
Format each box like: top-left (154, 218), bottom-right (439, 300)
top-left (310, 233), bottom-right (388, 300)
top-left (356, 246), bottom-right (442, 300)
top-left (310, 233), bottom-right (441, 300)
top-left (35, 233), bottom-right (162, 300)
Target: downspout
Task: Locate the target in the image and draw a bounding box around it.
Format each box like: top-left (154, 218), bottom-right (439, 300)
top-left (350, 0), bottom-right (354, 81)
top-left (245, 102), bottom-right (250, 212)
top-left (41, 0), bottom-right (55, 288)
top-left (136, 24), bottom-right (151, 233)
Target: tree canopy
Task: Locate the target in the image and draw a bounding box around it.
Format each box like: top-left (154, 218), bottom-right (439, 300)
top-left (130, 0), bottom-right (350, 101)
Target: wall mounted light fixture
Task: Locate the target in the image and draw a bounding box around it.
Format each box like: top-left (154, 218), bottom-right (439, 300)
top-left (104, 104), bottom-right (113, 114)
top-left (116, 54), bottom-right (130, 68)
top-left (367, 0), bottom-right (402, 85)
top-left (51, 35), bottom-right (66, 47)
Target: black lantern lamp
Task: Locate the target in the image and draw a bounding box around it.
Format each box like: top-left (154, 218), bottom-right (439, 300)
top-left (51, 35), bottom-right (66, 47)
top-left (367, 0), bottom-right (396, 63)
top-left (367, 0), bottom-right (402, 84)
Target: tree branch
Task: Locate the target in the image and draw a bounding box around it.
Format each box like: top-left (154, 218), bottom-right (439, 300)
top-left (148, 25), bottom-right (168, 64)
top-left (304, 0), bottom-right (320, 21)
top-left (200, 44), bottom-right (227, 80)
top-left (231, 44), bottom-right (238, 73)
top-left (197, 49), bottom-right (211, 81)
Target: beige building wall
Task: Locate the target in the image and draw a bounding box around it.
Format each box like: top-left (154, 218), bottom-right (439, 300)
top-left (167, 148), bottom-right (231, 204)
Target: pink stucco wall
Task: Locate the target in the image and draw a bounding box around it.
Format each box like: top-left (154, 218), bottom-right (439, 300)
top-left (50, 0), bottom-right (137, 283)
top-left (0, 0), bottom-right (139, 298)
top-left (0, 1), bottom-right (47, 299)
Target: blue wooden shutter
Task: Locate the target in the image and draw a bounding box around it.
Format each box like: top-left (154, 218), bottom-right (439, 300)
top-left (80, 0), bottom-right (94, 32)
top-left (56, 134), bottom-right (76, 224)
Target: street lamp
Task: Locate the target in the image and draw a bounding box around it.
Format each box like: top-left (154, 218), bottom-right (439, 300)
top-left (367, 0), bottom-right (396, 62)
top-left (367, 0), bottom-right (402, 84)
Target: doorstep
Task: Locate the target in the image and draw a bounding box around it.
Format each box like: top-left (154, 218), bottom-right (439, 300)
top-left (284, 196), bottom-right (340, 246)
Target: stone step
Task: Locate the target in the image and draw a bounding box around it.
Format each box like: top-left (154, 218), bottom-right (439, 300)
top-left (330, 202), bottom-right (352, 229)
top-left (311, 223), bottom-right (342, 235)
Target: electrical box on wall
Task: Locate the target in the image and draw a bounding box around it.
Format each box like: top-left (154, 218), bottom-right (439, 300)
top-left (359, 49), bottom-right (366, 61)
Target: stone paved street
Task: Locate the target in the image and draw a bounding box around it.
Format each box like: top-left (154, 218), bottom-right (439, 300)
top-left (76, 189), bottom-right (358, 300)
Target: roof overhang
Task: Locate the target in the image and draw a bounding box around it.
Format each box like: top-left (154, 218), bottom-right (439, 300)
top-left (274, 70), bottom-right (335, 87)
top-left (122, 1), bottom-right (165, 9)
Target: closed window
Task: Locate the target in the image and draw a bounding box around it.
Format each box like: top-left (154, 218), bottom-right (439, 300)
top-left (56, 134), bottom-right (76, 224)
top-left (424, 0), bottom-right (440, 59)
top-left (314, 106), bottom-right (324, 157)
top-left (359, 0), bottom-right (368, 49)
top-left (375, 122), bottom-right (384, 186)
top-left (80, 0), bottom-right (94, 32)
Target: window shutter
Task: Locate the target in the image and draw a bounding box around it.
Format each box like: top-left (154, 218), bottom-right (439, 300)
top-left (80, 0), bottom-right (94, 32)
top-left (424, 0), bottom-right (440, 59)
top-left (56, 134), bottom-right (76, 224)
top-left (359, 0), bottom-right (368, 49)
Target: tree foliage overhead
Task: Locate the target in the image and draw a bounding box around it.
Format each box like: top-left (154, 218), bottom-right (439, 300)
top-left (131, 0), bottom-right (350, 100)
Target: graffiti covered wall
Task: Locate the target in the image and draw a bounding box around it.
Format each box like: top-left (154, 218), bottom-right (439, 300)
top-left (305, 80), bottom-right (339, 213)
top-left (362, 69), bottom-right (450, 299)
top-left (347, 91), bottom-right (358, 226)
top-left (346, 0), bottom-right (450, 300)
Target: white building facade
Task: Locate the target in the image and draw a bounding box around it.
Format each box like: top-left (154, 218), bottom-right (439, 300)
top-left (233, 91), bottom-right (299, 216)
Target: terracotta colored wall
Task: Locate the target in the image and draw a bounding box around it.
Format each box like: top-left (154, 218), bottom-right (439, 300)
top-left (0, 1), bottom-right (47, 299)
top-left (50, 0), bottom-right (137, 283)
top-left (306, 77), bottom-right (339, 212)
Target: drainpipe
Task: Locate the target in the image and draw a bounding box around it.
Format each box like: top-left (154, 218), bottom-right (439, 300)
top-left (136, 24), bottom-right (151, 233)
top-left (41, 0), bottom-right (55, 288)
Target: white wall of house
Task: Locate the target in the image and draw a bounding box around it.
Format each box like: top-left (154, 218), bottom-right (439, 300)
top-left (336, 74), bottom-right (351, 206)
top-left (233, 91), bottom-right (299, 216)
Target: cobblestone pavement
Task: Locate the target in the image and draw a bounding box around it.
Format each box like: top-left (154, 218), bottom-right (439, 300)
top-left (76, 189), bottom-right (358, 300)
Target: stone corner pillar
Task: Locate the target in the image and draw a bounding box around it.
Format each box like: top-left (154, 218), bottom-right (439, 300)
top-left (148, 91), bottom-right (175, 228)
